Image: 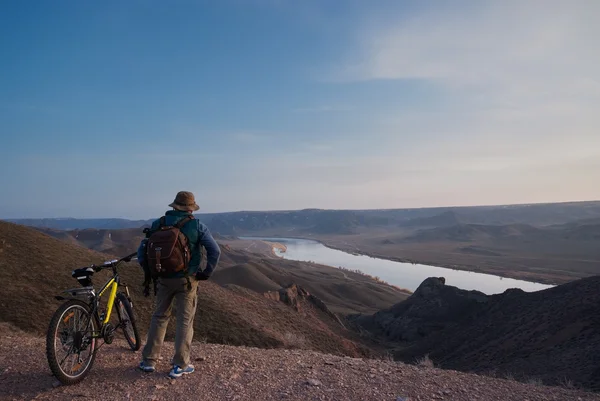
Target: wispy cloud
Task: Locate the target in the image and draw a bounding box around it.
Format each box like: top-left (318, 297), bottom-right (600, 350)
top-left (337, 1), bottom-right (599, 86)
top-left (331, 1), bottom-right (600, 126)
top-left (325, 1), bottom-right (600, 171)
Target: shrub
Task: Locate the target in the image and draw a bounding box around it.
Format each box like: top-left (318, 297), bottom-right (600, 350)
top-left (416, 354), bottom-right (435, 368)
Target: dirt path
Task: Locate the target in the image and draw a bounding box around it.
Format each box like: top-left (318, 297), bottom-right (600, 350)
top-left (1, 335), bottom-right (599, 401)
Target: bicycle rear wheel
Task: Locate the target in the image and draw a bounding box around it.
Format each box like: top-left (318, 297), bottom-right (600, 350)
top-left (46, 300), bottom-right (98, 385)
top-left (116, 292), bottom-right (140, 351)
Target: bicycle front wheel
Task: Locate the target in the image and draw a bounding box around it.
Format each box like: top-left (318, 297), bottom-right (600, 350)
top-left (116, 292), bottom-right (140, 351)
top-left (46, 300), bottom-right (98, 385)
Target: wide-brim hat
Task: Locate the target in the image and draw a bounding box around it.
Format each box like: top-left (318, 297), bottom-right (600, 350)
top-left (169, 191), bottom-right (200, 211)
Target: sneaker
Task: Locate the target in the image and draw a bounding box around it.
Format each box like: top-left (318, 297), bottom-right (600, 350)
top-left (169, 364), bottom-right (195, 379)
top-left (138, 361), bottom-right (155, 373)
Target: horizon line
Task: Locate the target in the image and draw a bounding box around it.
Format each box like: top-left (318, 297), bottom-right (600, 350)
top-left (3, 199), bottom-right (600, 221)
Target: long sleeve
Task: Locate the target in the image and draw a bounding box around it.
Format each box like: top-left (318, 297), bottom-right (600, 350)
top-left (137, 239), bottom-right (148, 267)
top-left (198, 223), bottom-right (221, 276)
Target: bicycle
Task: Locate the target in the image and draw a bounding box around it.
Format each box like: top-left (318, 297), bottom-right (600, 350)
top-left (46, 252), bottom-right (141, 385)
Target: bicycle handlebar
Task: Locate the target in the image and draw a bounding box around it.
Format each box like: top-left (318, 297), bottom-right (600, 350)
top-left (91, 252), bottom-right (137, 271)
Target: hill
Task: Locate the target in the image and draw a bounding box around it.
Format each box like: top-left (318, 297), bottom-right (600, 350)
top-left (8, 201), bottom-right (600, 287)
top-left (0, 221), bottom-right (371, 357)
top-left (1, 332), bottom-right (599, 401)
top-left (211, 252), bottom-right (410, 315)
top-left (8, 200), bottom-right (600, 233)
top-left (6, 217), bottom-right (150, 230)
top-left (399, 211), bottom-right (462, 228)
top-left (353, 276), bottom-right (600, 390)
top-left (318, 218), bottom-right (600, 285)
top-left (401, 223), bottom-right (546, 242)
top-left (36, 227), bottom-right (145, 257)
top-left (29, 225), bottom-right (410, 316)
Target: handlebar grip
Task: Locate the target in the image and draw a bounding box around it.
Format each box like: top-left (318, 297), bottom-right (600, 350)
top-left (92, 261), bottom-right (114, 271)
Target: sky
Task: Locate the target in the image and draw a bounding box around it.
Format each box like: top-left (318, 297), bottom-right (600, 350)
top-left (1, 0), bottom-right (599, 219)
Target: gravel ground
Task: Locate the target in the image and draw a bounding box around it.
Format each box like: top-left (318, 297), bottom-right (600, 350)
top-left (1, 336), bottom-right (598, 401)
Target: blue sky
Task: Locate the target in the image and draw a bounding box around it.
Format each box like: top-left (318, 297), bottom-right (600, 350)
top-left (1, 0), bottom-right (599, 219)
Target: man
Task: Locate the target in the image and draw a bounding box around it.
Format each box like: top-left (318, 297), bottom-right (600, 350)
top-left (137, 191), bottom-right (221, 379)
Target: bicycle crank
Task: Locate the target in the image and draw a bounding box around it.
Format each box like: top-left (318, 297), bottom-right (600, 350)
top-left (102, 323), bottom-right (115, 344)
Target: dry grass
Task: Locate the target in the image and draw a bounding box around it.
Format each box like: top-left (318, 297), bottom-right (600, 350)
top-left (379, 350), bottom-right (395, 362)
top-left (527, 378), bottom-right (544, 386)
top-left (559, 377), bottom-right (577, 390)
top-left (416, 354), bottom-right (435, 368)
top-left (282, 331), bottom-right (308, 349)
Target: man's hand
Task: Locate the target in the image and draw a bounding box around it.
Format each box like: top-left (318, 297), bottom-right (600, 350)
top-left (195, 271), bottom-right (211, 281)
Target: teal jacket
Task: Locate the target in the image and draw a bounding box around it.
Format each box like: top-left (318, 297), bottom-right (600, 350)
top-left (137, 210), bottom-right (221, 278)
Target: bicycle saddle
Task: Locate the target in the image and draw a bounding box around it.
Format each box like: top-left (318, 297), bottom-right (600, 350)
top-left (72, 267), bottom-right (95, 287)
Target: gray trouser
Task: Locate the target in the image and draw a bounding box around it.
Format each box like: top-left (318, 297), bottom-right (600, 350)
top-left (142, 277), bottom-right (198, 368)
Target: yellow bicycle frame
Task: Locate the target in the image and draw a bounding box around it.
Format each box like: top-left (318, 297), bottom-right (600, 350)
top-left (97, 278), bottom-right (118, 324)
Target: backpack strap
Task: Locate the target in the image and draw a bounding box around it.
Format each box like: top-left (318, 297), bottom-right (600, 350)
top-left (174, 215), bottom-right (195, 290)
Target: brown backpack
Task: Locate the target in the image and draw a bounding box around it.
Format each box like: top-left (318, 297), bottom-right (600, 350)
top-left (145, 215), bottom-right (194, 277)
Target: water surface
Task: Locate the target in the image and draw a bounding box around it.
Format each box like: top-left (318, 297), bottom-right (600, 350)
top-left (243, 237), bottom-right (554, 294)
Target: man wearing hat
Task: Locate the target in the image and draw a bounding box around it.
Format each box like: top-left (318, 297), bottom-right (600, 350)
top-left (137, 191), bottom-right (221, 379)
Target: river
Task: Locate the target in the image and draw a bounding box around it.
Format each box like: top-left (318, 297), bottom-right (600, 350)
top-left (242, 237), bottom-right (554, 295)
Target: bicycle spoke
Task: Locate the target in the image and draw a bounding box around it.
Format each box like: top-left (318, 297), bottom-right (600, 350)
top-left (59, 344), bottom-right (74, 366)
top-left (69, 353), bottom-right (75, 374)
top-left (75, 309), bottom-right (81, 332)
top-left (77, 310), bottom-right (87, 333)
top-left (53, 304), bottom-right (97, 379)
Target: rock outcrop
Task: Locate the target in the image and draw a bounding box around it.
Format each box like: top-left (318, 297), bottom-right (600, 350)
top-left (355, 277), bottom-right (488, 341)
top-left (354, 275), bottom-right (600, 390)
top-left (264, 284), bottom-right (345, 327)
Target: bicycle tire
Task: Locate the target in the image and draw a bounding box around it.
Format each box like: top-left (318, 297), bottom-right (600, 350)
top-left (116, 292), bottom-right (141, 351)
top-left (46, 300), bottom-right (98, 385)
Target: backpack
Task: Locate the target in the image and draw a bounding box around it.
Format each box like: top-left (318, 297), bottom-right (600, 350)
top-left (145, 215), bottom-right (195, 278)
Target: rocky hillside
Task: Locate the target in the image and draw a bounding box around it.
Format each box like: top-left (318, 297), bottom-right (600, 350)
top-left (0, 221), bottom-right (370, 357)
top-left (1, 328), bottom-right (598, 401)
top-left (211, 254), bottom-right (409, 315)
top-left (28, 223), bottom-right (410, 316)
top-left (36, 227), bottom-right (145, 256)
top-left (354, 276), bottom-right (600, 390)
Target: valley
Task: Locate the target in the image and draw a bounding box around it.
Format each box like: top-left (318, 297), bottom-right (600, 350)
top-left (3, 201), bottom-right (600, 391)
top-left (12, 201), bottom-right (600, 285)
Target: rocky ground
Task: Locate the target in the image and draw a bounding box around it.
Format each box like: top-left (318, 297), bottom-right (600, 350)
top-left (1, 335), bottom-right (598, 401)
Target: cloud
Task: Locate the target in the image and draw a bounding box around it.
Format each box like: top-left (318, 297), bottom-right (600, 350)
top-left (339, 1), bottom-right (599, 86)
top-left (318, 1), bottom-right (600, 189)
top-left (332, 1), bottom-right (600, 132)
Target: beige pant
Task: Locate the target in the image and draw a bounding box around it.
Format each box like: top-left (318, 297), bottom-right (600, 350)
top-left (142, 277), bottom-right (198, 368)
